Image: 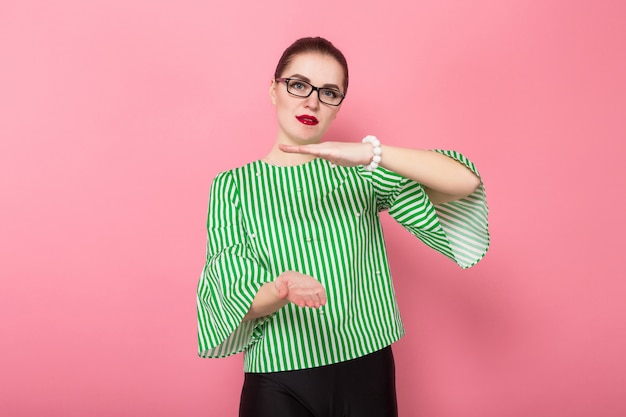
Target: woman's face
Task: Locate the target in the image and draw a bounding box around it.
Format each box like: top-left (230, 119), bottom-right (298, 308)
top-left (270, 52), bottom-right (345, 145)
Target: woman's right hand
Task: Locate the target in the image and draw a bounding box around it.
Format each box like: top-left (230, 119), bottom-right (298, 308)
top-left (274, 271), bottom-right (327, 309)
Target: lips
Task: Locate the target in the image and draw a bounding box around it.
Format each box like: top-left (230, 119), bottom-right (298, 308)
top-left (296, 115), bottom-right (319, 126)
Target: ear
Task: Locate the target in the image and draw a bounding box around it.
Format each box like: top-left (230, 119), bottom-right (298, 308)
top-left (269, 79), bottom-right (277, 105)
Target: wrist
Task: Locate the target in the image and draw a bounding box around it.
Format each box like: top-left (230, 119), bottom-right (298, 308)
top-left (362, 135), bottom-right (382, 171)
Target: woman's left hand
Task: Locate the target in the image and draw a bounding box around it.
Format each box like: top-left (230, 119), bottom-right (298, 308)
top-left (279, 142), bottom-right (371, 167)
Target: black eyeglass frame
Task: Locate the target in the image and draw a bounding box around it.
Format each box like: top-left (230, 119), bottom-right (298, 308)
top-left (275, 77), bottom-right (346, 106)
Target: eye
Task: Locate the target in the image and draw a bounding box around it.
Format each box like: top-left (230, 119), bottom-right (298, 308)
top-left (290, 81), bottom-right (307, 91)
top-left (322, 89), bottom-right (340, 99)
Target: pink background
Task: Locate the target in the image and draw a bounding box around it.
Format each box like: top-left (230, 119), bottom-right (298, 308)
top-left (2, 1), bottom-right (625, 416)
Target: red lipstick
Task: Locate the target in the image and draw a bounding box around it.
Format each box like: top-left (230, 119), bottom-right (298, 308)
top-left (296, 115), bottom-right (319, 126)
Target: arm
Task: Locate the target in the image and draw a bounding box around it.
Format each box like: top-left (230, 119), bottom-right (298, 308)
top-left (379, 145), bottom-right (481, 204)
top-left (197, 171), bottom-right (281, 356)
top-left (278, 141), bottom-right (481, 205)
top-left (278, 141), bottom-right (489, 269)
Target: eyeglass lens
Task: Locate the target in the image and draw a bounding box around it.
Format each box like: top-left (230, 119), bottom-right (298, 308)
top-left (285, 79), bottom-right (343, 105)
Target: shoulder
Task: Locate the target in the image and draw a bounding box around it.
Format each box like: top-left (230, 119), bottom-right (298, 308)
top-left (212, 161), bottom-right (261, 184)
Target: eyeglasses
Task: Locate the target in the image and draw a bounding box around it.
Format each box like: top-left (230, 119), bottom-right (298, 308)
top-left (276, 78), bottom-right (345, 106)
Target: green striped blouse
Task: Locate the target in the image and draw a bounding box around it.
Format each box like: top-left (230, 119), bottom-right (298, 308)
top-left (197, 150), bottom-right (489, 372)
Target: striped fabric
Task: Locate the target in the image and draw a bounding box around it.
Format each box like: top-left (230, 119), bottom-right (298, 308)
top-left (197, 150), bottom-right (489, 372)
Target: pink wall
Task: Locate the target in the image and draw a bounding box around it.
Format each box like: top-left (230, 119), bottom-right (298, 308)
top-left (2, 1), bottom-right (625, 416)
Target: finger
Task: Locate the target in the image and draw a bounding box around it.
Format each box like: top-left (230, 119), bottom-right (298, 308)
top-left (313, 295), bottom-right (322, 308)
top-left (314, 293), bottom-right (323, 308)
top-left (279, 144), bottom-right (317, 155)
top-left (319, 291), bottom-right (327, 306)
top-left (308, 294), bottom-right (322, 309)
top-left (300, 298), bottom-right (312, 308)
top-left (310, 294), bottom-right (322, 308)
top-left (279, 144), bottom-right (303, 154)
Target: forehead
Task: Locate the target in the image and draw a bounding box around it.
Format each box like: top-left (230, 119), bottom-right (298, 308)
top-left (281, 53), bottom-right (345, 87)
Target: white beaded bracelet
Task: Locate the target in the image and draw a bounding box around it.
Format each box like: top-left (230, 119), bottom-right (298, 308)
top-left (362, 135), bottom-right (382, 171)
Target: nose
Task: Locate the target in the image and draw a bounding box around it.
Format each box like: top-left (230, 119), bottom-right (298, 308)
top-left (303, 90), bottom-right (321, 109)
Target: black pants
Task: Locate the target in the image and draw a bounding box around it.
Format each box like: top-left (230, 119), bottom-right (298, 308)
top-left (239, 346), bottom-right (398, 417)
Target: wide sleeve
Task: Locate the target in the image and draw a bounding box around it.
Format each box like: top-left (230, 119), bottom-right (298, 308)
top-left (366, 149), bottom-right (490, 268)
top-left (196, 171), bottom-right (274, 358)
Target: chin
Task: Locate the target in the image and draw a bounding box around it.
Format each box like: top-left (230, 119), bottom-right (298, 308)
top-left (288, 131), bottom-right (323, 145)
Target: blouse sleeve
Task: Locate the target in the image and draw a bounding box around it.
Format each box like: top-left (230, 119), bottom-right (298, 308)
top-left (196, 171), bottom-right (274, 358)
top-left (365, 149), bottom-right (490, 268)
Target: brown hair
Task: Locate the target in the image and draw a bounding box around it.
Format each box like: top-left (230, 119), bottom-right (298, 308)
top-left (274, 37), bottom-right (349, 95)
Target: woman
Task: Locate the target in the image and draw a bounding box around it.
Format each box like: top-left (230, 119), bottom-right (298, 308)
top-left (197, 37), bottom-right (489, 417)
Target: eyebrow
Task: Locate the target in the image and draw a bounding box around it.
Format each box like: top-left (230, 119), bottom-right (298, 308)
top-left (288, 74), bottom-right (342, 91)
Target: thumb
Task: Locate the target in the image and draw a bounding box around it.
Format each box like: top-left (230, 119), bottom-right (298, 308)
top-left (274, 277), bottom-right (289, 299)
